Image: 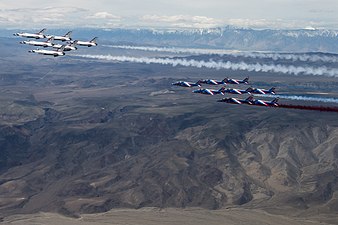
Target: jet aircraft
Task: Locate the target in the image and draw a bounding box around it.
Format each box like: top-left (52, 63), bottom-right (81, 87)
top-left (246, 87), bottom-right (276, 95)
top-left (218, 96), bottom-right (254, 105)
top-left (222, 87), bottom-right (252, 95)
top-left (193, 87), bottom-right (225, 96)
top-left (52, 41), bottom-right (78, 51)
top-left (172, 81), bottom-right (201, 87)
top-left (199, 79), bottom-right (225, 85)
top-left (13, 28), bottom-right (46, 39)
top-left (46, 31), bottom-right (72, 41)
top-left (20, 36), bottom-right (54, 47)
top-left (29, 45), bottom-right (66, 57)
top-left (74, 37), bottom-right (98, 47)
top-left (223, 77), bottom-right (249, 85)
top-left (250, 97), bottom-right (279, 107)
top-left (217, 97), bottom-right (242, 104)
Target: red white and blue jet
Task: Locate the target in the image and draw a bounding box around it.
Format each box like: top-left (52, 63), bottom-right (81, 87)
top-left (217, 97), bottom-right (242, 104)
top-left (193, 87), bottom-right (225, 96)
top-left (199, 79), bottom-right (225, 85)
top-left (217, 96), bottom-right (254, 105)
top-left (251, 97), bottom-right (279, 107)
top-left (222, 87), bottom-right (252, 95)
top-left (223, 77), bottom-right (249, 85)
top-left (172, 81), bottom-right (201, 88)
top-left (246, 87), bottom-right (276, 95)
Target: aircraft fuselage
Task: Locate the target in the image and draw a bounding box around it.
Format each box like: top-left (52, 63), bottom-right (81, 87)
top-left (14, 33), bottom-right (45, 39)
top-left (29, 49), bottom-right (65, 57)
top-left (20, 40), bottom-right (53, 47)
top-left (46, 35), bottom-right (71, 42)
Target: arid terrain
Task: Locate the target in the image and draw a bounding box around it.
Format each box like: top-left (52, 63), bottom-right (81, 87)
top-left (0, 36), bottom-right (338, 224)
top-left (3, 207), bottom-right (338, 225)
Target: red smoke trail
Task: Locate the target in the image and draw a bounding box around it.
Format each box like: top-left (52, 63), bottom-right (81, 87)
top-left (278, 104), bottom-right (338, 112)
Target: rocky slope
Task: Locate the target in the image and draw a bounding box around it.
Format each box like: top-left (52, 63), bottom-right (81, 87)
top-left (0, 97), bottom-right (337, 217)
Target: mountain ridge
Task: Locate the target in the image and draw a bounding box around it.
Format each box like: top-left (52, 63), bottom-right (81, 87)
top-left (3, 26), bottom-right (338, 53)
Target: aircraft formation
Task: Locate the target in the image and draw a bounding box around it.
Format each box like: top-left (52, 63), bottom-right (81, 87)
top-left (172, 77), bottom-right (280, 107)
top-left (13, 28), bottom-right (98, 57)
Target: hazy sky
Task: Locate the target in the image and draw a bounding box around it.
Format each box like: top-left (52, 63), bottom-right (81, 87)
top-left (0, 0), bottom-right (337, 29)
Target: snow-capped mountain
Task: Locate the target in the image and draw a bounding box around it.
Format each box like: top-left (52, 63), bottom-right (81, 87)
top-left (5, 26), bottom-right (338, 52)
top-left (92, 27), bottom-right (338, 53)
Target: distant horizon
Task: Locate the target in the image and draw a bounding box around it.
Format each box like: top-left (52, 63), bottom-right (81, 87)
top-left (2, 25), bottom-right (338, 31)
top-left (0, 0), bottom-right (337, 30)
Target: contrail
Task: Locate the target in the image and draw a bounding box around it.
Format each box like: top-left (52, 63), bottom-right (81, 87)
top-left (255, 94), bottom-right (338, 104)
top-left (239, 52), bottom-right (338, 63)
top-left (73, 54), bottom-right (338, 77)
top-left (103, 45), bottom-right (338, 63)
top-left (217, 98), bottom-right (338, 112)
top-left (102, 45), bottom-right (237, 55)
top-left (278, 104), bottom-right (338, 113)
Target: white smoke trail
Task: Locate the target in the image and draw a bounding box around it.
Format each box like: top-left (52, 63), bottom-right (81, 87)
top-left (103, 45), bottom-right (338, 63)
top-left (102, 45), bottom-right (236, 55)
top-left (73, 54), bottom-right (338, 77)
top-left (240, 52), bottom-right (338, 63)
top-left (256, 94), bottom-right (338, 104)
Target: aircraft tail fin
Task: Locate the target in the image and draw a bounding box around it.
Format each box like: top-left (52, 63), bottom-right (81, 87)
top-left (38, 28), bottom-right (46, 34)
top-left (242, 77), bottom-right (249, 84)
top-left (90, 37), bottom-right (98, 43)
top-left (271, 97), bottom-right (279, 104)
top-left (218, 86), bottom-right (226, 93)
top-left (64, 31), bottom-right (72, 37)
top-left (71, 40), bottom-right (78, 46)
top-left (245, 87), bottom-right (253, 93)
top-left (47, 36), bottom-right (54, 42)
top-left (58, 45), bottom-right (66, 52)
top-left (246, 95), bottom-right (254, 102)
top-left (222, 77), bottom-right (229, 83)
top-left (269, 87), bottom-right (276, 94)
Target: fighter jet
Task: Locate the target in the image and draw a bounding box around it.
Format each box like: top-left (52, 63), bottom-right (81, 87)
top-left (193, 87), bottom-right (225, 96)
top-left (222, 87), bottom-right (252, 95)
top-left (239, 96), bottom-right (254, 105)
top-left (251, 97), bottom-right (279, 107)
top-left (13, 28), bottom-right (46, 39)
top-left (46, 31), bottom-right (72, 41)
top-left (217, 97), bottom-right (242, 104)
top-left (199, 79), bottom-right (225, 85)
top-left (217, 96), bottom-right (253, 105)
top-left (172, 81), bottom-right (201, 87)
top-left (20, 36), bottom-right (54, 48)
top-left (52, 41), bottom-right (78, 51)
top-left (223, 77), bottom-right (249, 85)
top-left (29, 45), bottom-right (66, 57)
top-left (246, 87), bottom-right (276, 95)
top-left (74, 37), bottom-right (98, 47)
